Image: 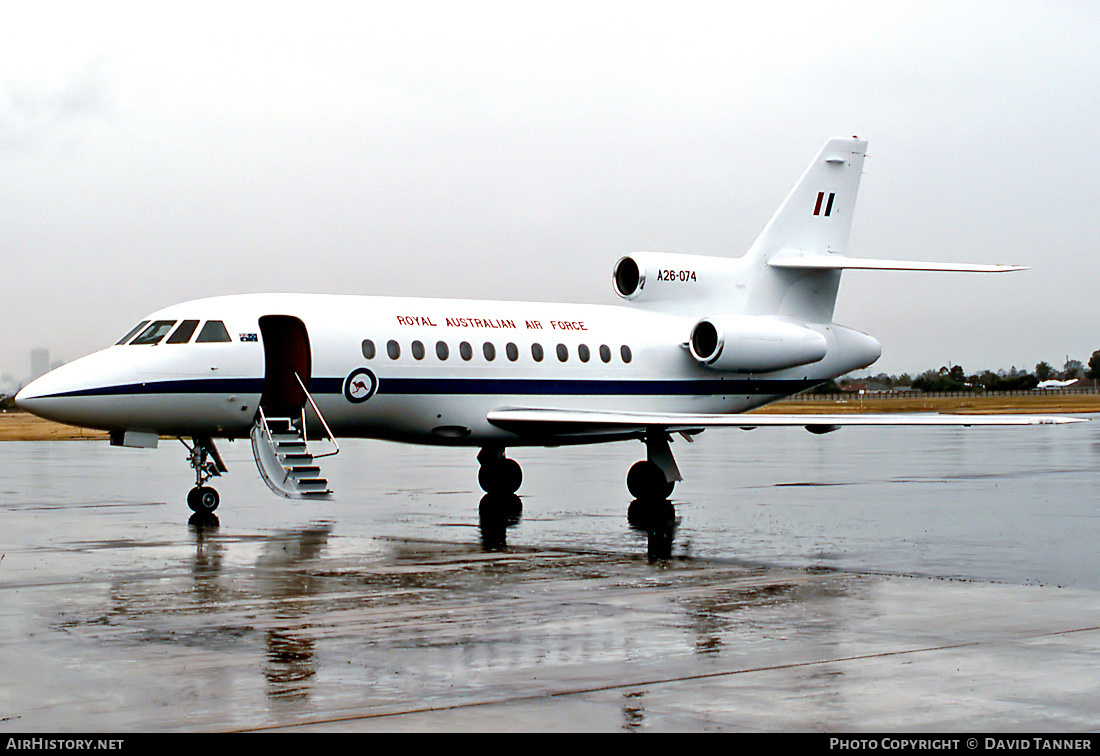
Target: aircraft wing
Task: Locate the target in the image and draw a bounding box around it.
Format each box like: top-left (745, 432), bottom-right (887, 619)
top-left (486, 408), bottom-right (1083, 437)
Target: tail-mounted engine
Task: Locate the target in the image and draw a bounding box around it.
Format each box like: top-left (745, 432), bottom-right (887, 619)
top-left (613, 252), bottom-right (742, 307)
top-left (688, 315), bottom-right (827, 373)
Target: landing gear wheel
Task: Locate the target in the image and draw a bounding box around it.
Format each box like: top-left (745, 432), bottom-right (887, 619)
top-left (626, 460), bottom-right (674, 499)
top-left (187, 486), bottom-right (220, 514)
top-left (182, 437), bottom-right (226, 517)
top-left (478, 457), bottom-right (523, 494)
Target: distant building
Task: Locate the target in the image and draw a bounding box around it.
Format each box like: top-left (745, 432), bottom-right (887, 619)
top-left (30, 349), bottom-right (49, 381)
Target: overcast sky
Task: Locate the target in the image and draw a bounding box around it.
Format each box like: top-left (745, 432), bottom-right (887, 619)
top-left (2, 1), bottom-right (1098, 382)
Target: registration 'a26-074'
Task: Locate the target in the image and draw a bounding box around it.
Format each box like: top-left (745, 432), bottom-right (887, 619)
top-left (656, 269), bottom-right (697, 282)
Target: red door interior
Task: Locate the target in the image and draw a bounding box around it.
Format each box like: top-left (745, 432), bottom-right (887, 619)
top-left (258, 315), bottom-right (311, 417)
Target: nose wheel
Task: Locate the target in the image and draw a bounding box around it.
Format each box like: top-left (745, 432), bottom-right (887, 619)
top-left (181, 436), bottom-right (228, 514)
top-left (187, 485), bottom-right (220, 513)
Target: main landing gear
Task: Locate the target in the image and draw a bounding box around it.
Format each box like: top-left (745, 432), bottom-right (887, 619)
top-left (476, 431), bottom-right (683, 499)
top-left (477, 446), bottom-right (523, 494)
top-left (626, 431), bottom-right (682, 561)
top-left (626, 430), bottom-right (682, 500)
top-left (181, 436), bottom-right (228, 515)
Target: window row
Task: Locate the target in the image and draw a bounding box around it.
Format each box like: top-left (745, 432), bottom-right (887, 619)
top-left (363, 339), bottom-right (633, 364)
top-left (116, 319), bottom-right (233, 346)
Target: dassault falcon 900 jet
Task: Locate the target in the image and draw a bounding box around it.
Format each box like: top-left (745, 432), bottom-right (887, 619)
top-left (15, 137), bottom-right (1079, 516)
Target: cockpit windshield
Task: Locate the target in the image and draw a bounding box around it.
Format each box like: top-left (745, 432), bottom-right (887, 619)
top-left (166, 320), bottom-right (200, 344)
top-left (118, 319), bottom-right (233, 345)
top-left (115, 321), bottom-right (150, 345)
top-left (129, 320), bottom-right (178, 346)
top-left (195, 320), bottom-right (232, 343)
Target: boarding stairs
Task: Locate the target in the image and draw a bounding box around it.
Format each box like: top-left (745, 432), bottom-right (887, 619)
top-left (250, 374), bottom-right (339, 499)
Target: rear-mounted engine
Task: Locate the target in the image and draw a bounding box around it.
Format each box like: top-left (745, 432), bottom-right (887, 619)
top-left (688, 315), bottom-right (828, 373)
top-left (612, 252), bottom-right (741, 305)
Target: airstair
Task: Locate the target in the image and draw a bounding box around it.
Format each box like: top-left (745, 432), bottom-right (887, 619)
top-left (250, 374), bottom-right (339, 499)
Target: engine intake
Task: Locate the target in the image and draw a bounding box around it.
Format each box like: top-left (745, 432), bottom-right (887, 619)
top-left (689, 315), bottom-right (827, 373)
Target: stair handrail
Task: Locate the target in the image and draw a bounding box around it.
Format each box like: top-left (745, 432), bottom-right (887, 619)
top-left (293, 372), bottom-right (340, 458)
top-left (257, 405), bottom-right (273, 443)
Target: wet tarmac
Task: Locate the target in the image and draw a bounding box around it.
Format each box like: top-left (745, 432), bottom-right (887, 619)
top-left (2, 419), bottom-right (1100, 731)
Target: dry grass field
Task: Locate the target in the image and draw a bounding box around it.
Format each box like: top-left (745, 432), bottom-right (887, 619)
top-left (1, 393), bottom-right (1095, 441)
top-left (0, 412), bottom-right (108, 441)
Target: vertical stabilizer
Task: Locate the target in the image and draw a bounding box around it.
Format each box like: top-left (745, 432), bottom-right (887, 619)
top-left (743, 137), bottom-right (868, 321)
top-left (747, 137), bottom-right (867, 262)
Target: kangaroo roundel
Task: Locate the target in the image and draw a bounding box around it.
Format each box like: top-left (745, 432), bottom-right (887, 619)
top-left (343, 368), bottom-right (378, 403)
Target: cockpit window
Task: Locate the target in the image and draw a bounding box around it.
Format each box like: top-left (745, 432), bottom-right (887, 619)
top-left (130, 320), bottom-right (178, 346)
top-left (166, 320), bottom-right (200, 344)
top-left (116, 321), bottom-right (150, 345)
top-left (195, 320), bottom-right (232, 343)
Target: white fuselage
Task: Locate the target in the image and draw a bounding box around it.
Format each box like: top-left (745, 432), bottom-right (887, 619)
top-left (15, 292), bottom-right (881, 445)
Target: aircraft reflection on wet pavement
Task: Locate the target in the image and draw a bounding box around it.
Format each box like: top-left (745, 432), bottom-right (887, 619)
top-left (117, 518), bottom-right (777, 718)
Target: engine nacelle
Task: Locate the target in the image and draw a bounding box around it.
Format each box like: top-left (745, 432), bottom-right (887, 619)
top-left (612, 252), bottom-right (742, 305)
top-left (688, 315), bottom-right (828, 373)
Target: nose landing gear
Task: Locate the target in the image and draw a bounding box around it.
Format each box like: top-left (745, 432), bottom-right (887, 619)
top-left (187, 485), bottom-right (220, 514)
top-left (181, 437), bottom-right (228, 514)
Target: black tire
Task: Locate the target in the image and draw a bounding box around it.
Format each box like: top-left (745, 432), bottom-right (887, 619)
top-left (188, 486), bottom-right (220, 513)
top-left (478, 458), bottom-right (522, 494)
top-left (626, 460), bottom-right (674, 499)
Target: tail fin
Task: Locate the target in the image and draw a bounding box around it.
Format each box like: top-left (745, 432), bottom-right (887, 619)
top-left (743, 137), bottom-right (867, 322)
top-left (746, 136), bottom-right (868, 264)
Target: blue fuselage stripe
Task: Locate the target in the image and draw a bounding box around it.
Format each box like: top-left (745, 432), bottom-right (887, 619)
top-left (38, 376), bottom-right (819, 399)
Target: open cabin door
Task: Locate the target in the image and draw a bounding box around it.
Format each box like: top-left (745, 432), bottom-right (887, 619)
top-left (258, 315), bottom-right (311, 416)
top-left (250, 315), bottom-right (336, 499)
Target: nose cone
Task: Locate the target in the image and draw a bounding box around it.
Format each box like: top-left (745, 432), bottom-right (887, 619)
top-left (14, 375), bottom-right (54, 416)
top-left (13, 350), bottom-right (134, 430)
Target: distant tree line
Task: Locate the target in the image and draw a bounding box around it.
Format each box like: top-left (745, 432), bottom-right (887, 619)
top-left (817, 350), bottom-right (1100, 394)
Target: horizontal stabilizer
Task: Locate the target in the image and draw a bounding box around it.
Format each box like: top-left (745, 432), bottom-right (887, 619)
top-left (487, 408), bottom-right (1081, 436)
top-left (769, 254), bottom-right (1027, 273)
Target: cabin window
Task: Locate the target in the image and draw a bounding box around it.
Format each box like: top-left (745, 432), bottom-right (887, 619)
top-left (483, 342), bottom-right (496, 361)
top-left (195, 320), bottom-right (232, 343)
top-left (578, 344), bottom-right (590, 363)
top-left (506, 342), bottom-right (519, 361)
top-left (387, 340), bottom-right (400, 359)
top-left (362, 339), bottom-right (376, 359)
top-left (599, 344), bottom-right (612, 363)
top-left (459, 341), bottom-right (473, 361)
top-left (620, 345), bottom-right (633, 363)
top-left (556, 344), bottom-right (568, 362)
top-left (116, 321), bottom-right (149, 345)
top-left (130, 320), bottom-right (177, 346)
top-left (166, 320), bottom-right (200, 344)
top-left (531, 343), bottom-right (544, 362)
top-left (411, 340), bottom-right (425, 360)
top-left (436, 341), bottom-right (449, 360)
